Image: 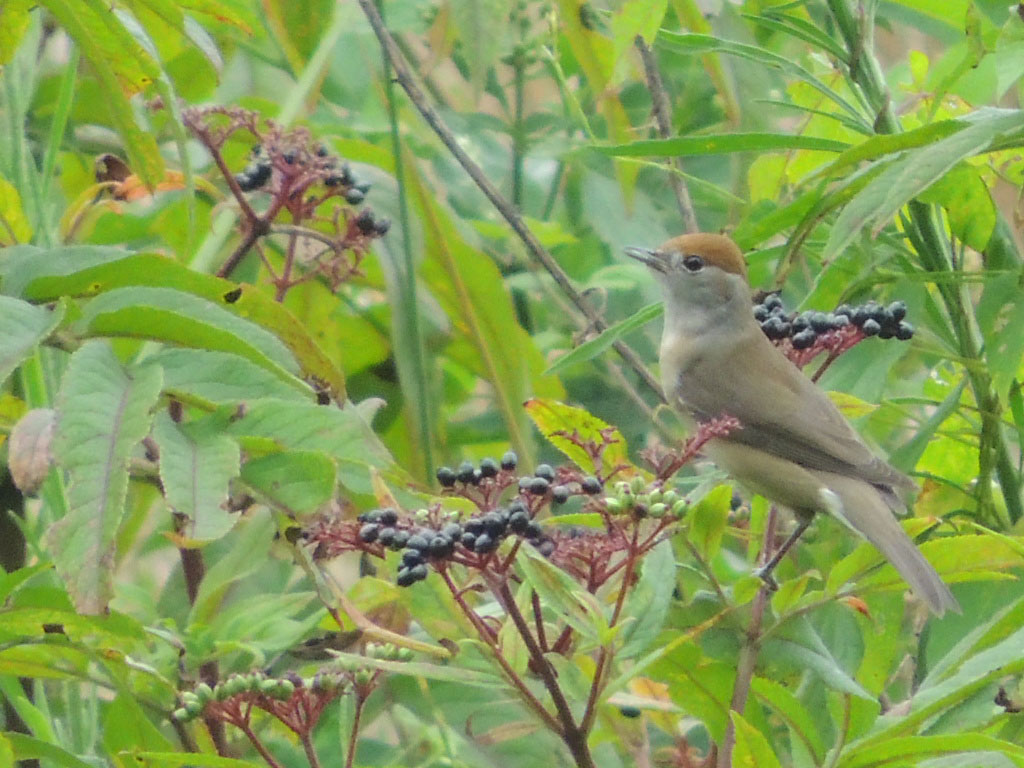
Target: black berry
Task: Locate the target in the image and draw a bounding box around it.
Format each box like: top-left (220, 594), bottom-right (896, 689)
top-left (456, 461), bottom-right (476, 484)
top-left (358, 523), bottom-right (380, 543)
top-left (534, 464), bottom-right (556, 482)
top-left (862, 318), bottom-right (881, 336)
top-left (479, 457), bottom-right (499, 478)
top-left (500, 451), bottom-right (518, 470)
top-left (581, 476), bottom-right (602, 494)
top-left (436, 466), bottom-right (457, 487)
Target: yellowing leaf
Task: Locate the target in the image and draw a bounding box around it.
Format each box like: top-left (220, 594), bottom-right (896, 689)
top-left (524, 398), bottom-right (632, 478)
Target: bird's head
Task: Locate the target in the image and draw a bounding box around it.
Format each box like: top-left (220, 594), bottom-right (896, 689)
top-left (626, 233), bottom-right (751, 325)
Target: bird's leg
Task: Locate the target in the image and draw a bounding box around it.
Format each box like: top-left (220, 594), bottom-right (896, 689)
top-left (754, 517), bottom-right (812, 591)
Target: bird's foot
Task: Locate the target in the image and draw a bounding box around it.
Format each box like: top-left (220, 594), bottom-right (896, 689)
top-left (754, 566), bottom-right (779, 592)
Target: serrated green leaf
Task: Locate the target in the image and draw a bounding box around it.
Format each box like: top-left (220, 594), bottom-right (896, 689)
top-left (48, 341), bottom-right (163, 614)
top-left (524, 398), bottom-right (631, 478)
top-left (618, 539), bottom-right (675, 657)
top-left (240, 450), bottom-right (336, 517)
top-left (839, 734), bottom-right (1024, 768)
top-left (0, 296), bottom-right (63, 388)
top-left (153, 411), bottom-right (240, 542)
top-left (765, 617), bottom-right (871, 699)
top-left (2, 246), bottom-right (343, 399)
top-left (76, 286), bottom-right (305, 390)
top-left (545, 302), bottom-right (663, 376)
top-left (127, 753), bottom-right (262, 768)
top-left (917, 163), bottom-right (995, 251)
top-left (147, 349), bottom-right (310, 406)
top-left (2, 734), bottom-right (95, 768)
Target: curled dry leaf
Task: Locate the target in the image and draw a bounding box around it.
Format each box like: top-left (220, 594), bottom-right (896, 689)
top-left (9, 408), bottom-right (57, 495)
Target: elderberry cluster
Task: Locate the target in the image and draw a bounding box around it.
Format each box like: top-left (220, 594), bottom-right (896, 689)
top-left (356, 503), bottom-right (556, 588)
top-left (754, 295), bottom-right (913, 349)
top-left (435, 450), bottom-right (518, 487)
top-left (235, 145), bottom-right (272, 192)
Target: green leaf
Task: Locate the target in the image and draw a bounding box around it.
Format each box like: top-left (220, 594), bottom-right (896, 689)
top-left (2, 734), bottom-right (95, 768)
top-left (750, 677), bottom-right (825, 763)
top-left (76, 287), bottom-right (305, 390)
top-left (0, 175), bottom-right (32, 244)
top-left (450, 0), bottom-right (509, 96)
top-left (826, 109), bottom-right (1024, 257)
top-left (730, 710), bottom-right (784, 768)
top-left (524, 398), bottom-right (631, 478)
top-left (2, 246), bottom-right (343, 400)
top-left (240, 450), bottom-right (336, 517)
top-left (103, 694), bottom-right (174, 768)
top-left (328, 650), bottom-right (503, 687)
top-left (595, 132), bottom-right (849, 157)
top-left (518, 545), bottom-right (607, 642)
top-left (0, 0), bottom-right (31, 65)
top-left (917, 163), bottom-right (996, 250)
top-left (686, 484), bottom-right (732, 559)
top-left (765, 617), bottom-right (871, 699)
top-left (127, 753), bottom-right (262, 768)
top-left (889, 379), bottom-right (967, 472)
top-left (47, 341), bottom-right (162, 613)
top-left (41, 0), bottom-right (164, 188)
top-left (545, 302), bottom-right (663, 376)
top-left (0, 296), bottom-right (63, 388)
top-left (152, 411), bottom-right (240, 542)
top-left (657, 31), bottom-right (865, 122)
top-left (146, 349), bottom-right (310, 406)
top-left (619, 539), bottom-right (675, 657)
top-left (839, 734), bottom-right (1024, 768)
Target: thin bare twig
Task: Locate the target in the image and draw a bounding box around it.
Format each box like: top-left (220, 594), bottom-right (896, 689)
top-left (355, 0), bottom-right (664, 403)
top-left (634, 36), bottom-right (699, 234)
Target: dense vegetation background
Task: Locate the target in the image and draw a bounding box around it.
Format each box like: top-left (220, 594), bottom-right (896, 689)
top-left (1, 1), bottom-right (1024, 766)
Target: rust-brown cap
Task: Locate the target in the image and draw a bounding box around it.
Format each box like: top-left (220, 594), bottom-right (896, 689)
top-left (658, 233), bottom-right (747, 280)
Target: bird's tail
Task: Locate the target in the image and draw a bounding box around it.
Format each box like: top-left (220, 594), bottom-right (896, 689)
top-left (816, 472), bottom-right (960, 616)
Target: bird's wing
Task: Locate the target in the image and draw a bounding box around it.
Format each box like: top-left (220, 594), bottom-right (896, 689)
top-left (673, 326), bottom-right (915, 492)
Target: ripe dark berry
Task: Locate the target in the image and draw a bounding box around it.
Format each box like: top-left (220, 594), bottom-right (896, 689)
top-left (436, 466), bottom-right (457, 487)
top-left (409, 563), bottom-right (428, 582)
top-left (529, 477), bottom-right (550, 495)
top-left (896, 321), bottom-right (914, 340)
top-left (456, 461), bottom-right (476, 484)
top-left (355, 210), bottom-right (376, 234)
top-left (482, 512), bottom-right (507, 537)
top-left (763, 293), bottom-right (783, 310)
top-left (407, 534), bottom-right (429, 552)
top-left (760, 316), bottom-right (789, 340)
top-left (441, 523), bottom-right (462, 539)
top-left (373, 217), bottom-right (391, 236)
top-left (887, 300), bottom-right (907, 322)
top-left (377, 527), bottom-right (395, 547)
top-left (834, 304), bottom-right (852, 318)
top-left (518, 477), bottom-right (532, 492)
top-left (471, 469), bottom-right (483, 485)
top-left (500, 451), bottom-right (518, 470)
top-left (861, 318), bottom-right (881, 336)
top-left (325, 174), bottom-right (343, 187)
top-left (810, 312), bottom-right (832, 333)
top-left (753, 305), bottom-right (769, 322)
top-left (508, 512), bottom-right (530, 534)
top-left (379, 508), bottom-right (398, 526)
top-left (534, 464), bottom-right (556, 482)
top-left (358, 523), bottom-right (380, 543)
top-left (524, 521), bottom-right (543, 540)
top-left (315, 144), bottom-right (329, 157)
top-left (479, 457), bottom-right (499, 478)
top-left (878, 325), bottom-right (894, 340)
top-left (460, 532), bottom-right (477, 549)
top-left (464, 518), bottom-right (484, 536)
top-left (474, 533), bottom-right (497, 553)
top-left (345, 188), bottom-right (365, 205)
top-left (851, 307), bottom-right (870, 327)
top-left (397, 568), bottom-right (415, 587)
top-left (831, 314), bottom-right (850, 329)
top-left (402, 549), bottom-right (424, 567)
top-left (356, 180), bottom-right (371, 194)
top-left (428, 535), bottom-right (453, 558)
top-left (535, 538), bottom-right (556, 557)
top-left (581, 476), bottom-right (602, 494)
top-left (791, 330), bottom-right (816, 349)
top-left (865, 302), bottom-right (886, 324)
top-left (391, 530), bottom-right (409, 549)
top-left (552, 485), bottom-right (570, 504)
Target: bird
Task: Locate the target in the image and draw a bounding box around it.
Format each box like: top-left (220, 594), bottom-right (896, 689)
top-left (625, 233), bottom-right (959, 615)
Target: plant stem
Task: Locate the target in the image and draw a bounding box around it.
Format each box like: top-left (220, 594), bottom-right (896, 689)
top-left (494, 581), bottom-right (596, 768)
top-left (633, 36), bottom-right (699, 234)
top-left (354, 0), bottom-right (663, 403)
top-left (240, 722), bottom-right (286, 768)
top-left (301, 731), bottom-right (323, 768)
top-left (717, 505), bottom-right (779, 768)
top-left (344, 694), bottom-right (366, 768)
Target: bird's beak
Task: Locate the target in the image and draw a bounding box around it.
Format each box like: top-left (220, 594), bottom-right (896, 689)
top-left (624, 246), bottom-right (666, 273)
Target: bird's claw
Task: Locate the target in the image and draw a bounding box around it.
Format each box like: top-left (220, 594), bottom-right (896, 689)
top-left (754, 567), bottom-right (779, 592)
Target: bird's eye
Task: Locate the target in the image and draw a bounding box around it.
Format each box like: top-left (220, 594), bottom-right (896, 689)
top-left (682, 254), bottom-right (704, 272)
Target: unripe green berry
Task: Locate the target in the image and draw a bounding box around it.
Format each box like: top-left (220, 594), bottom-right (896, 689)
top-left (605, 498), bottom-right (623, 514)
top-left (649, 502), bottom-right (668, 518)
top-left (195, 683), bottom-right (213, 702)
top-left (259, 679), bottom-right (279, 695)
top-left (672, 499), bottom-right (688, 518)
top-left (662, 490), bottom-right (679, 506)
top-left (630, 476), bottom-right (646, 494)
top-left (355, 669), bottom-right (374, 686)
top-left (172, 707), bottom-right (190, 722)
top-left (184, 699), bottom-right (203, 717)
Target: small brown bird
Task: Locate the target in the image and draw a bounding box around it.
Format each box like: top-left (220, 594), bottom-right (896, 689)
top-left (626, 233), bottom-right (959, 615)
